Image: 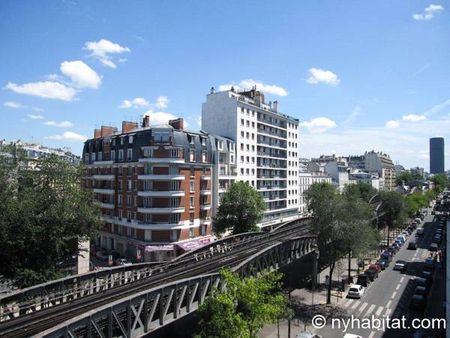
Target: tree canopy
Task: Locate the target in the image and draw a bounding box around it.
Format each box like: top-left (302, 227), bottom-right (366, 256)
top-left (431, 174), bottom-right (449, 193)
top-left (305, 182), bottom-right (379, 303)
top-left (195, 269), bottom-right (288, 338)
top-left (343, 182), bottom-right (378, 203)
top-left (0, 152), bottom-right (101, 287)
top-left (213, 182), bottom-right (266, 235)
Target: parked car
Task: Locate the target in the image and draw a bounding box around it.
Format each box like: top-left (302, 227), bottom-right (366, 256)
top-left (347, 284), bottom-right (365, 299)
top-left (380, 251), bottom-right (392, 262)
top-left (369, 264), bottom-right (382, 273)
top-left (394, 260), bottom-right (407, 272)
top-left (429, 243), bottom-right (439, 252)
top-left (421, 270), bottom-right (433, 284)
top-left (416, 228), bottom-right (424, 236)
top-left (414, 286), bottom-right (427, 296)
top-left (433, 234), bottom-right (442, 244)
top-left (409, 294), bottom-right (427, 312)
top-left (365, 268), bottom-right (379, 281)
top-left (415, 277), bottom-right (430, 289)
top-left (95, 250), bottom-right (109, 261)
top-left (407, 241), bottom-right (417, 250)
top-left (377, 259), bottom-right (389, 270)
top-left (424, 257), bottom-right (435, 270)
top-left (356, 274), bottom-right (370, 287)
top-left (343, 334), bottom-right (363, 338)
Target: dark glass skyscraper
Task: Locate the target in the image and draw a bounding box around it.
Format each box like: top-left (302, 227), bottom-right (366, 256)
top-left (430, 137), bottom-right (445, 174)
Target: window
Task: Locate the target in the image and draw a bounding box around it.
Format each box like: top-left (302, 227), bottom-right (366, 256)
top-left (170, 198), bottom-right (179, 208)
top-left (170, 214), bottom-right (180, 224)
top-left (189, 227), bottom-right (194, 238)
top-left (120, 137), bottom-right (124, 145)
top-left (200, 225), bottom-right (206, 236)
top-left (201, 137), bottom-right (206, 146)
top-left (111, 150), bottom-right (115, 161)
top-left (143, 148), bottom-right (152, 157)
top-left (127, 211), bottom-right (131, 221)
top-left (118, 149), bottom-right (124, 161)
top-left (189, 150), bottom-right (195, 162)
top-left (190, 180), bottom-right (195, 192)
top-left (118, 195), bottom-right (122, 206)
top-left (189, 213), bottom-right (194, 224)
top-left (241, 119), bottom-right (244, 126)
top-left (126, 195), bottom-right (132, 206)
top-left (143, 197), bottom-right (151, 208)
top-left (91, 152), bottom-right (96, 162)
top-left (127, 149), bottom-right (133, 161)
top-left (170, 230), bottom-right (178, 241)
top-left (144, 214), bottom-right (152, 224)
top-left (145, 230), bottom-right (152, 241)
top-left (84, 153), bottom-right (89, 162)
top-left (202, 151), bottom-right (207, 163)
top-left (118, 210), bottom-right (123, 219)
top-left (190, 197), bottom-right (194, 208)
top-left (241, 131), bottom-right (244, 137)
top-left (170, 181), bottom-right (179, 191)
top-left (144, 180), bottom-right (152, 191)
top-left (129, 135), bottom-right (133, 144)
top-left (112, 138), bottom-right (116, 146)
top-left (170, 148), bottom-right (179, 158)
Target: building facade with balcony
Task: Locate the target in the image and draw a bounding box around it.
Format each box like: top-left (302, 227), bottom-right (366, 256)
top-left (201, 87), bottom-right (300, 228)
top-left (364, 150), bottom-right (396, 191)
top-left (83, 117), bottom-right (225, 262)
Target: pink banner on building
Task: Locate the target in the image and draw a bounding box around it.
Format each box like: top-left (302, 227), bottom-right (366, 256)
top-left (177, 238), bottom-right (211, 251)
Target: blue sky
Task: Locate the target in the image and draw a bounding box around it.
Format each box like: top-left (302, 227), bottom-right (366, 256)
top-left (1, 1), bottom-right (449, 170)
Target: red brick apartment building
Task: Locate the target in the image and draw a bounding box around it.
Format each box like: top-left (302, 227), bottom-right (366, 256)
top-left (83, 117), bottom-right (236, 262)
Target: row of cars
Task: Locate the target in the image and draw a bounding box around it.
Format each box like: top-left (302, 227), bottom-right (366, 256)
top-left (409, 214), bottom-right (446, 313)
top-left (347, 217), bottom-right (422, 299)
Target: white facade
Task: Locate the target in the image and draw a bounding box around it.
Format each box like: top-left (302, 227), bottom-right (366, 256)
top-left (299, 172), bottom-right (332, 214)
top-left (202, 88), bottom-right (299, 228)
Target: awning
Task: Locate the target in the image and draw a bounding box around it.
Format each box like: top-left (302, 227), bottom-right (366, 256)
top-left (144, 244), bottom-right (175, 252)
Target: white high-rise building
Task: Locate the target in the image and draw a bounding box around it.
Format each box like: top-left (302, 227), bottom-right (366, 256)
top-left (202, 87), bottom-right (300, 228)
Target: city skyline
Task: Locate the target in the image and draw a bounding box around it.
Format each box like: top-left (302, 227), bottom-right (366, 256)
top-left (1, 1), bottom-right (449, 170)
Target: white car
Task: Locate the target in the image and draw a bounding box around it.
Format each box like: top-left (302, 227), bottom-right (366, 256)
top-left (115, 258), bottom-right (132, 266)
top-left (347, 284), bottom-right (365, 298)
top-left (343, 334), bottom-right (363, 338)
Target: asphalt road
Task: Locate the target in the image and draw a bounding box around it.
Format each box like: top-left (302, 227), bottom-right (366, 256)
top-left (316, 211), bottom-right (441, 338)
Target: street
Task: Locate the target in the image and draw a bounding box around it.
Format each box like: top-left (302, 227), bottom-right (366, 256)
top-left (316, 211), bottom-right (445, 338)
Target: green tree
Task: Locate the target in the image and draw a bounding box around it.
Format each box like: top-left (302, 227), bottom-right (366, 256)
top-left (378, 191), bottom-right (406, 246)
top-left (431, 174), bottom-right (449, 193)
top-left (195, 269), bottom-right (288, 338)
top-left (344, 182), bottom-right (377, 203)
top-left (0, 153), bottom-right (101, 287)
top-left (213, 182), bottom-right (266, 235)
top-left (305, 182), bottom-right (378, 304)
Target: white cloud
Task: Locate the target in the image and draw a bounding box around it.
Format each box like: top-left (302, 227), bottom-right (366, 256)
top-left (299, 117), bottom-right (337, 133)
top-left (155, 96), bottom-right (169, 109)
top-left (143, 110), bottom-right (188, 127)
top-left (46, 131), bottom-right (87, 142)
top-left (118, 97), bottom-right (150, 109)
top-left (5, 81), bottom-right (76, 101)
top-left (84, 39), bottom-right (130, 69)
top-left (413, 4), bottom-right (444, 20)
top-left (60, 60), bottom-right (102, 89)
top-left (385, 120), bottom-right (400, 129)
top-left (27, 114), bottom-right (44, 120)
top-left (218, 79), bottom-right (288, 96)
top-left (44, 120), bottom-right (74, 128)
top-left (306, 68), bottom-right (340, 86)
top-left (3, 101), bottom-right (23, 109)
top-left (402, 114), bottom-right (426, 122)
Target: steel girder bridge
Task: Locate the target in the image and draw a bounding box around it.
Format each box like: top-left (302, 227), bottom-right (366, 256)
top-left (0, 217), bottom-right (316, 337)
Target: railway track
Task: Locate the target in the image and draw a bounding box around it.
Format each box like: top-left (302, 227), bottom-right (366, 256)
top-left (0, 221), bottom-right (310, 337)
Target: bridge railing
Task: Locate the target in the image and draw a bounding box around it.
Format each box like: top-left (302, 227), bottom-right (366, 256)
top-left (0, 217), bottom-right (311, 322)
top-left (35, 235), bottom-right (317, 338)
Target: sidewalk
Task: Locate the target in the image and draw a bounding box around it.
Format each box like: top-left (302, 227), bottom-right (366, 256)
top-left (259, 253), bottom-right (379, 337)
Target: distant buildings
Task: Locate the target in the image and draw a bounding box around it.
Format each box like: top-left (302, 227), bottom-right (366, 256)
top-left (430, 137), bottom-right (445, 174)
top-left (0, 139), bottom-right (80, 166)
top-left (364, 151), bottom-right (396, 191)
top-left (202, 87), bottom-right (299, 227)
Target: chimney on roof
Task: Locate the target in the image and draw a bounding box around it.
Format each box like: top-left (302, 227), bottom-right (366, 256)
top-left (169, 118), bottom-right (184, 130)
top-left (94, 128), bottom-right (101, 138)
top-left (122, 121), bottom-right (138, 133)
top-left (100, 126), bottom-right (117, 137)
top-left (273, 100), bottom-right (279, 112)
top-left (142, 115), bottom-right (150, 128)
